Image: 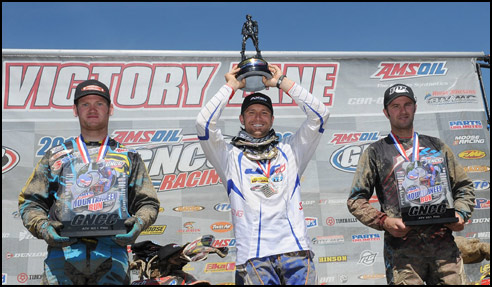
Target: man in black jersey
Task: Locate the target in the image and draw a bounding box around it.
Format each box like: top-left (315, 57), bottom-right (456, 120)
top-left (347, 84), bottom-right (475, 284)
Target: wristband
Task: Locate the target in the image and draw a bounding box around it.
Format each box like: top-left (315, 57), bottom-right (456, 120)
top-left (380, 214), bottom-right (388, 229)
top-left (276, 75), bottom-right (285, 89)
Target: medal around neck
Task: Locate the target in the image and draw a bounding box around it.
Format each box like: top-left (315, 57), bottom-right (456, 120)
top-left (237, 14), bottom-right (272, 92)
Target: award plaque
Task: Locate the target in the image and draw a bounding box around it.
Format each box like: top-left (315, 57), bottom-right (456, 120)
top-left (237, 14), bottom-right (272, 92)
top-left (59, 157), bottom-right (128, 237)
top-left (395, 156), bottom-right (458, 225)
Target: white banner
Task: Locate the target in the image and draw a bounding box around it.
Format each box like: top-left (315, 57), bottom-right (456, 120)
top-left (2, 49), bottom-right (489, 285)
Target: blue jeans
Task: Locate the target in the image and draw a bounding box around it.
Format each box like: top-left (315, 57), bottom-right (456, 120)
top-left (235, 251), bottom-right (317, 285)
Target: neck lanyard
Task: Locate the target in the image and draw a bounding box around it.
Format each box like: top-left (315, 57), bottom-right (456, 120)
top-left (76, 134), bottom-right (109, 164)
top-left (389, 131), bottom-right (419, 162)
top-left (256, 160), bottom-right (271, 178)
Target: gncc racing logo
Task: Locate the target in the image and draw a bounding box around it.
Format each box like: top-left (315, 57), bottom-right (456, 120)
top-left (330, 143), bottom-right (371, 173)
top-left (371, 61), bottom-right (447, 81)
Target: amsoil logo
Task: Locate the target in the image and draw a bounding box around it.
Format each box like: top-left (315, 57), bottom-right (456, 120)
top-left (371, 61), bottom-right (447, 80)
top-left (329, 132), bottom-right (380, 145)
top-left (2, 146), bottom-right (20, 174)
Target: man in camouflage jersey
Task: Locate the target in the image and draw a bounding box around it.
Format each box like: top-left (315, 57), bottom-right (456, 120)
top-left (19, 80), bottom-right (160, 285)
top-left (347, 84), bottom-right (475, 285)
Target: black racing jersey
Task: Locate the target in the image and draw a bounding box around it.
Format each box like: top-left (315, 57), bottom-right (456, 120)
top-left (347, 134), bottom-right (475, 249)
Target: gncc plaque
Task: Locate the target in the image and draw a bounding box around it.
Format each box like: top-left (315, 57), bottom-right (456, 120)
top-left (395, 156), bottom-right (458, 225)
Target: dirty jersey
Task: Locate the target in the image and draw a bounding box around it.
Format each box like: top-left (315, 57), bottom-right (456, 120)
top-left (196, 83), bottom-right (329, 264)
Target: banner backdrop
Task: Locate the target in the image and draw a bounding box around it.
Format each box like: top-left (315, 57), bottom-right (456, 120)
top-left (2, 49), bottom-right (490, 285)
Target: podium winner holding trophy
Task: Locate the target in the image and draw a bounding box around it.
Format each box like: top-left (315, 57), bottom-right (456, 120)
top-left (237, 14), bottom-right (272, 92)
top-left (18, 79), bottom-right (160, 285)
top-left (347, 84), bottom-right (475, 285)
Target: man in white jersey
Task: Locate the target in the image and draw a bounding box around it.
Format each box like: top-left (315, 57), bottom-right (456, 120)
top-left (196, 65), bottom-right (329, 285)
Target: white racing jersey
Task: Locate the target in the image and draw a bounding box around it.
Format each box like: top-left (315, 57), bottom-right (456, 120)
top-left (196, 83), bottom-right (329, 264)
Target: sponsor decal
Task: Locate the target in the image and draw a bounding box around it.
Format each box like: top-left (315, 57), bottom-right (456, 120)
top-left (347, 97), bottom-right (383, 105)
top-left (112, 129), bottom-right (183, 146)
top-left (329, 132), bottom-right (381, 145)
top-left (458, 150), bottom-right (486, 160)
top-left (319, 276), bottom-right (336, 284)
top-left (473, 180), bottom-right (490, 191)
top-left (351, 233), bottom-right (381, 242)
top-left (212, 238), bottom-right (236, 248)
top-left (173, 206), bottom-right (205, 212)
top-left (424, 90), bottom-right (477, 105)
top-left (214, 203), bottom-right (231, 212)
top-left (305, 217), bottom-right (318, 229)
top-left (140, 225), bottom-right (166, 235)
top-left (358, 274), bottom-right (386, 280)
top-left (2, 273), bottom-right (6, 285)
top-left (358, 250), bottom-right (378, 266)
top-left (312, 235), bottom-right (345, 245)
top-left (6, 252), bottom-right (48, 259)
top-left (371, 61), bottom-right (448, 80)
top-left (318, 255), bottom-right (347, 263)
top-left (449, 120), bottom-right (483, 130)
top-left (204, 262), bottom-right (236, 272)
top-left (453, 135), bottom-right (485, 145)
top-left (177, 222), bottom-right (200, 233)
top-left (330, 143), bottom-right (371, 173)
top-left (211, 222), bottom-right (233, 233)
top-left (471, 218), bottom-right (490, 224)
top-left (466, 232), bottom-right (490, 239)
top-left (17, 273), bottom-right (28, 284)
top-left (19, 230), bottom-right (35, 241)
top-left (463, 165), bottom-right (490, 173)
top-left (475, 198), bottom-right (490, 209)
top-left (2, 146), bottom-right (20, 174)
top-left (325, 217), bottom-right (358, 226)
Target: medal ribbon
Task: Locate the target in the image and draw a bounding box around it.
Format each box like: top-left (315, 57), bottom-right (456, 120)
top-left (76, 134), bottom-right (110, 164)
top-left (389, 131), bottom-right (419, 162)
top-left (256, 160), bottom-right (271, 179)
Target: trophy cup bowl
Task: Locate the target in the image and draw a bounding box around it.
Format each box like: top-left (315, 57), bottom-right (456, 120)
top-left (237, 57), bottom-right (272, 92)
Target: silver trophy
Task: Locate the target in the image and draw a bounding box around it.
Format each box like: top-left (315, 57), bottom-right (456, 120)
top-left (237, 14), bottom-right (272, 92)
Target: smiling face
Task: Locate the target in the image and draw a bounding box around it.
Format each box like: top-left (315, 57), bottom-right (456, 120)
top-left (383, 96), bottom-right (417, 137)
top-left (240, 103), bottom-right (274, 139)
